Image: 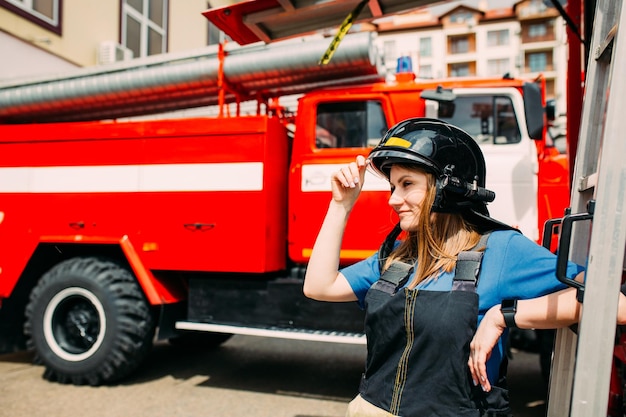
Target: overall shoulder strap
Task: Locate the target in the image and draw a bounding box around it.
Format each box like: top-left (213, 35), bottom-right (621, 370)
top-left (452, 233), bottom-right (491, 292)
top-left (373, 223), bottom-right (411, 294)
top-left (371, 261), bottom-right (414, 295)
top-left (377, 223), bottom-right (403, 273)
top-left (376, 226), bottom-right (491, 293)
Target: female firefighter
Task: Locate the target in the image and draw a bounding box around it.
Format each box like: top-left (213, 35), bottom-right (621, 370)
top-left (303, 118), bottom-right (626, 417)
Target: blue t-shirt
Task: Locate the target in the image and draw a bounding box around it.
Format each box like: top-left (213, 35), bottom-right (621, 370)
top-left (340, 229), bottom-right (585, 383)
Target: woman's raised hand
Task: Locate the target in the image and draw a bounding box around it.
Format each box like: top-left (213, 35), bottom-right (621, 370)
top-left (330, 155), bottom-right (368, 210)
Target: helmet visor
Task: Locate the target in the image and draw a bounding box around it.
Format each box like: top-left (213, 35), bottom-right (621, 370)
top-left (367, 125), bottom-right (444, 178)
top-left (378, 129), bottom-right (437, 157)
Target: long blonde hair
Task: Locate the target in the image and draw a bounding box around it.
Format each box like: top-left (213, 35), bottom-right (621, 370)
top-left (382, 165), bottom-right (481, 288)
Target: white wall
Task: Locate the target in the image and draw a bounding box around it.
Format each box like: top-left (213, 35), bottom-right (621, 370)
top-left (0, 31), bottom-right (78, 81)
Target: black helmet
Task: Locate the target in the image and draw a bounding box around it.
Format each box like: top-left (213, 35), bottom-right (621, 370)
top-left (368, 118), bottom-right (515, 232)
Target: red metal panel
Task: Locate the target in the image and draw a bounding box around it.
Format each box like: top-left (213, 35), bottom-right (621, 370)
top-left (201, 0), bottom-right (280, 45)
top-left (0, 115), bottom-right (289, 300)
top-left (566, 0), bottom-right (583, 181)
top-left (0, 195), bottom-right (38, 297)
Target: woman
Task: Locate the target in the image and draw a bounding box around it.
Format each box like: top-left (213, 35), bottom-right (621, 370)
top-left (304, 118), bottom-right (624, 416)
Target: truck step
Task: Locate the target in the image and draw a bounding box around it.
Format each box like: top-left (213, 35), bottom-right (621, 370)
top-left (175, 321), bottom-right (366, 345)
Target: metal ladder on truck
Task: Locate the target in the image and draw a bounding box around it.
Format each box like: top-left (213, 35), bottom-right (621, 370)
top-left (546, 0), bottom-right (626, 415)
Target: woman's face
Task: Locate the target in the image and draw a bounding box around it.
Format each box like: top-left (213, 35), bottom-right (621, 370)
top-left (388, 165), bottom-right (429, 232)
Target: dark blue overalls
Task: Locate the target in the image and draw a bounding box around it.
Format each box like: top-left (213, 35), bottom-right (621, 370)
top-left (357, 235), bottom-right (511, 417)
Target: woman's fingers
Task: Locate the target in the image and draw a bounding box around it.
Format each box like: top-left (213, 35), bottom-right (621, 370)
top-left (468, 341), bottom-right (492, 392)
top-left (341, 163), bottom-right (360, 188)
top-left (468, 305), bottom-right (505, 392)
top-left (333, 156), bottom-right (367, 189)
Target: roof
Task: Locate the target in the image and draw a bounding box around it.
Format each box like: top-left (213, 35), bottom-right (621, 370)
top-left (374, 4), bottom-right (517, 32)
top-left (438, 4), bottom-right (485, 18)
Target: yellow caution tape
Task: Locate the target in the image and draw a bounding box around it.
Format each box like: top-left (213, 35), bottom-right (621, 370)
top-left (319, 0), bottom-right (368, 65)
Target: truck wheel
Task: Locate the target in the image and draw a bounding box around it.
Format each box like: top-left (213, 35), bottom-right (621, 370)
top-left (24, 257), bottom-right (154, 386)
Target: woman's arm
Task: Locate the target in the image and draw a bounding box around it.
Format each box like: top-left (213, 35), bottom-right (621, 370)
top-left (468, 279), bottom-right (626, 392)
top-left (303, 155), bottom-right (367, 302)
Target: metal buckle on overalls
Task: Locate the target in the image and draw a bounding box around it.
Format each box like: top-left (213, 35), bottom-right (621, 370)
top-left (375, 261), bottom-right (414, 295)
top-left (452, 251), bottom-right (483, 291)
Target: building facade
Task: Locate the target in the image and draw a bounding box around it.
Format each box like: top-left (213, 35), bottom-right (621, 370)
top-left (0, 0), bottom-right (212, 79)
top-left (374, 0), bottom-right (567, 114)
top-left (0, 0), bottom-right (567, 116)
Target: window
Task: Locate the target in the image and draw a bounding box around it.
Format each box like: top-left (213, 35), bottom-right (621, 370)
top-left (518, 0), bottom-right (548, 17)
top-left (487, 58), bottom-right (510, 76)
top-left (122, 0), bottom-right (168, 58)
top-left (418, 64), bottom-right (433, 78)
top-left (437, 96), bottom-right (521, 144)
top-left (315, 101), bottom-right (388, 149)
top-left (528, 23), bottom-right (547, 38)
top-left (450, 62), bottom-right (470, 77)
top-left (0, 0), bottom-right (61, 33)
top-left (419, 37), bottom-right (432, 57)
top-left (487, 30), bottom-right (509, 47)
top-left (527, 0), bottom-right (548, 15)
top-left (450, 35), bottom-right (469, 54)
top-left (528, 52), bottom-right (548, 72)
top-left (383, 40), bottom-right (397, 67)
top-left (449, 11), bottom-right (474, 23)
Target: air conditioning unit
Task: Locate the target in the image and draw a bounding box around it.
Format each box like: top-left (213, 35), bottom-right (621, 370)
top-left (97, 41), bottom-right (133, 65)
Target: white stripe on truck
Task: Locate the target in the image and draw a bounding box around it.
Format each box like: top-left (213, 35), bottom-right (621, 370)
top-left (0, 163), bottom-right (264, 193)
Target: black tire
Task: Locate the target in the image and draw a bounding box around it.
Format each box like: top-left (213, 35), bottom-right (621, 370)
top-left (24, 257), bottom-right (155, 386)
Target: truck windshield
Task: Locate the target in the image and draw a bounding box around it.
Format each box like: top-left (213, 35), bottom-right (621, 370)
top-left (316, 101), bottom-right (388, 149)
top-left (439, 95), bottom-right (521, 144)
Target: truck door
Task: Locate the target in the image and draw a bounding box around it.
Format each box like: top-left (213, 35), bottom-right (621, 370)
top-left (288, 96), bottom-right (394, 266)
top-left (427, 88), bottom-right (539, 240)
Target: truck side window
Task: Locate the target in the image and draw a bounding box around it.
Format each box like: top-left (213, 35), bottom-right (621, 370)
top-left (439, 96), bottom-right (521, 145)
top-left (316, 101), bottom-right (388, 149)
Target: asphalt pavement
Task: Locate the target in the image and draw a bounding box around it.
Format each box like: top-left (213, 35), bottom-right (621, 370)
top-left (0, 336), bottom-right (548, 417)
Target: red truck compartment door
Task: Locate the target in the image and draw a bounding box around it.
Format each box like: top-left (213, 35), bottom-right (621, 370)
top-left (138, 116), bottom-right (289, 273)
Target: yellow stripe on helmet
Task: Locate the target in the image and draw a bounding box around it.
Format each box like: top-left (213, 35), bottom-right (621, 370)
top-left (385, 137), bottom-right (413, 148)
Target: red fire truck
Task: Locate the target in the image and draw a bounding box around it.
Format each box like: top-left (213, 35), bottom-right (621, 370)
top-left (0, 32), bottom-right (569, 385)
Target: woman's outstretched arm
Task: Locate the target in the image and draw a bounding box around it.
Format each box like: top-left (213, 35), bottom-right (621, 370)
top-left (468, 277), bottom-right (626, 391)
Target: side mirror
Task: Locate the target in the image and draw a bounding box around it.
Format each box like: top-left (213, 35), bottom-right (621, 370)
top-left (522, 82), bottom-right (545, 140)
top-left (420, 86), bottom-right (456, 102)
top-left (421, 86), bottom-right (456, 118)
top-left (545, 99), bottom-right (556, 122)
